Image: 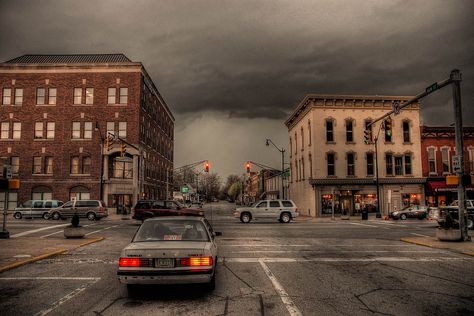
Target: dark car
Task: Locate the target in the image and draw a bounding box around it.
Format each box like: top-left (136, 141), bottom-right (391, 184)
top-left (389, 205), bottom-right (428, 220)
top-left (438, 200), bottom-right (474, 230)
top-left (132, 200), bottom-right (204, 221)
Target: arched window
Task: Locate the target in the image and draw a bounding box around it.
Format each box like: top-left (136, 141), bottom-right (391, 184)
top-left (70, 186), bottom-right (90, 200)
top-left (345, 118), bottom-right (354, 143)
top-left (32, 186), bottom-right (53, 200)
top-left (326, 118), bottom-right (335, 142)
top-left (403, 120), bottom-right (411, 143)
top-left (308, 120), bottom-right (312, 146)
top-left (82, 156), bottom-right (91, 174)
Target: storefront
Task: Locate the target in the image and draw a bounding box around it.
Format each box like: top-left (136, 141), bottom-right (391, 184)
top-left (425, 181), bottom-right (474, 207)
top-left (320, 190), bottom-right (378, 216)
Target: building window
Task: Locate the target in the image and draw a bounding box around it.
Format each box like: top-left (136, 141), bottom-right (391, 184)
top-left (326, 120), bottom-right (334, 142)
top-left (84, 122), bottom-right (93, 139)
top-left (347, 152), bottom-right (355, 176)
top-left (301, 157), bottom-right (305, 179)
top-left (2, 88), bottom-right (11, 105)
top-left (300, 127), bottom-right (304, 150)
top-left (384, 118), bottom-right (393, 142)
top-left (48, 88), bottom-right (57, 105)
top-left (72, 122), bottom-right (81, 139)
top-left (428, 148), bottom-right (436, 174)
top-left (403, 121), bottom-right (410, 143)
top-left (289, 137), bottom-right (292, 157)
top-left (308, 121), bottom-right (312, 146)
top-left (366, 152), bottom-right (374, 176)
top-left (295, 132), bottom-right (298, 152)
top-left (309, 154), bottom-right (313, 178)
top-left (85, 88), bottom-right (94, 104)
top-left (74, 88), bottom-right (82, 104)
top-left (404, 154), bottom-right (412, 175)
top-left (35, 122), bottom-right (44, 139)
top-left (1, 122), bottom-right (9, 139)
top-left (346, 119), bottom-right (353, 142)
top-left (32, 186), bottom-right (53, 200)
top-left (108, 88), bottom-right (116, 104)
top-left (45, 157), bottom-right (53, 174)
top-left (70, 186), bottom-right (90, 200)
top-left (12, 122), bottom-right (21, 139)
top-left (107, 121), bottom-right (115, 137)
top-left (395, 156), bottom-right (403, 175)
top-left (441, 148), bottom-right (450, 173)
top-left (11, 156), bottom-right (19, 174)
top-left (112, 156), bottom-right (133, 179)
top-left (82, 156), bottom-right (91, 174)
top-left (119, 122), bottom-right (127, 138)
top-left (386, 153), bottom-right (393, 176)
top-left (33, 156), bottom-right (42, 174)
top-left (469, 148), bottom-right (474, 174)
top-left (47, 122), bottom-right (55, 139)
top-left (119, 88), bottom-right (128, 104)
top-left (294, 160), bottom-right (298, 181)
top-left (327, 153), bottom-right (335, 176)
top-left (0, 192), bottom-right (18, 210)
top-left (14, 89), bottom-right (23, 105)
top-left (36, 88), bottom-right (45, 105)
top-left (71, 156), bottom-right (80, 174)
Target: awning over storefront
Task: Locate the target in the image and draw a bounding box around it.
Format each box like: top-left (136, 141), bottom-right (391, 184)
top-left (426, 181), bottom-right (474, 194)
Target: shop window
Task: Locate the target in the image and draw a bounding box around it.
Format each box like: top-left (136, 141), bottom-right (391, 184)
top-left (70, 186), bottom-right (90, 201)
top-left (0, 192), bottom-right (18, 210)
top-left (404, 154), bottom-right (412, 175)
top-left (428, 148), bottom-right (436, 174)
top-left (32, 186), bottom-right (53, 200)
top-left (386, 153), bottom-right (393, 176)
top-left (366, 152), bottom-right (374, 176)
top-left (346, 119), bottom-right (353, 142)
top-left (326, 120), bottom-right (334, 142)
top-left (441, 148), bottom-right (450, 173)
top-left (395, 156), bottom-right (403, 175)
top-left (402, 193), bottom-right (421, 207)
top-left (347, 152), bottom-right (355, 176)
top-left (403, 121), bottom-right (410, 143)
top-left (327, 153), bottom-right (335, 176)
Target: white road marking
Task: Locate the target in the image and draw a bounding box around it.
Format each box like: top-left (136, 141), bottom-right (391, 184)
top-left (0, 277), bottom-right (100, 280)
top-left (349, 222), bottom-right (382, 228)
top-left (40, 223), bottom-right (99, 238)
top-left (372, 221), bottom-right (405, 227)
top-left (85, 225), bottom-right (118, 236)
top-left (223, 257), bottom-right (469, 263)
top-left (223, 244), bottom-right (313, 247)
top-left (10, 224), bottom-right (69, 238)
top-left (259, 259), bottom-right (303, 316)
top-left (229, 250), bottom-right (436, 253)
top-left (410, 233), bottom-right (432, 238)
top-left (32, 278), bottom-right (100, 316)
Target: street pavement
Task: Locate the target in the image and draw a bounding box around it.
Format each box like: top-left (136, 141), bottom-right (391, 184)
top-left (0, 201), bottom-right (473, 316)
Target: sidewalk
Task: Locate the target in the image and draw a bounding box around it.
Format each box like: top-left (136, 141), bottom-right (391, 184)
top-left (400, 236), bottom-right (474, 257)
top-left (0, 235), bottom-right (104, 273)
top-left (294, 214), bottom-right (381, 222)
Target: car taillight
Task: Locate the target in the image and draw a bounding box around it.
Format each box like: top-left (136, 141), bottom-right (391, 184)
top-left (119, 258), bottom-right (153, 267)
top-left (178, 256), bottom-right (213, 267)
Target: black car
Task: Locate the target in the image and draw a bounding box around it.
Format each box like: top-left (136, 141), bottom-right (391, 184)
top-left (389, 205), bottom-right (428, 220)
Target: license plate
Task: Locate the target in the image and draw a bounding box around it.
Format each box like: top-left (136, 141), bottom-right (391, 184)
top-left (155, 258), bottom-right (174, 268)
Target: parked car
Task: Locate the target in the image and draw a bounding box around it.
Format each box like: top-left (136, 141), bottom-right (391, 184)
top-left (438, 200), bottom-right (474, 230)
top-left (389, 205), bottom-right (429, 220)
top-left (427, 207), bottom-right (440, 221)
top-left (132, 200), bottom-right (204, 221)
top-left (13, 200), bottom-right (63, 220)
top-left (233, 199), bottom-right (299, 223)
top-left (117, 216), bottom-right (221, 292)
top-left (48, 200), bottom-right (108, 221)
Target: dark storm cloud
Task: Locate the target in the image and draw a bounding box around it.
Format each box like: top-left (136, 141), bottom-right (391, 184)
top-left (1, 0), bottom-right (473, 124)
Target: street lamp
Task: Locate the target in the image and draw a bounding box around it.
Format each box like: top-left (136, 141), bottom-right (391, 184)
top-left (265, 138), bottom-right (286, 199)
top-left (95, 122), bottom-right (105, 202)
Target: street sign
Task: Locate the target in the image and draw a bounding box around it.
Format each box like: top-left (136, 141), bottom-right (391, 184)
top-left (182, 186), bottom-right (189, 193)
top-left (426, 82), bottom-right (438, 94)
top-left (452, 155), bottom-right (461, 173)
top-left (4, 165), bottom-right (12, 179)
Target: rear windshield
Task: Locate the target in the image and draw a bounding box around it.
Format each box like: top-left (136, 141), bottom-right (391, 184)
top-left (135, 201), bottom-right (152, 209)
top-left (282, 201), bottom-right (294, 207)
top-left (134, 220), bottom-right (209, 242)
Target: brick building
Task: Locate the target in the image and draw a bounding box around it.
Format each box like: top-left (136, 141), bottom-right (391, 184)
top-left (0, 54), bottom-right (174, 211)
top-left (421, 125), bottom-right (474, 206)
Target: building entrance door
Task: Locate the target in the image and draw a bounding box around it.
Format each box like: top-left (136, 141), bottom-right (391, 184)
top-left (340, 191), bottom-right (353, 216)
top-left (113, 194), bottom-right (132, 214)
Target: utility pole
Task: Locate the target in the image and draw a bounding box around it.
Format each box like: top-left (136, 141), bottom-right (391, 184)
top-left (265, 139), bottom-right (286, 199)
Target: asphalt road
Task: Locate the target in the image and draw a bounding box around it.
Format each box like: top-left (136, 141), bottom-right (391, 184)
top-left (1, 202), bottom-right (473, 316)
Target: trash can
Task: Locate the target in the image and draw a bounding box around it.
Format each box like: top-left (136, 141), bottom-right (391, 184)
top-left (361, 210), bottom-right (368, 220)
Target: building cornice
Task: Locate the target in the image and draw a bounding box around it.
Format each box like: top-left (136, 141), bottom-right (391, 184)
top-left (0, 63), bottom-right (143, 73)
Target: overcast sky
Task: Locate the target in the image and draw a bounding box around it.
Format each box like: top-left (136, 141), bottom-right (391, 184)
top-left (1, 0), bottom-right (473, 179)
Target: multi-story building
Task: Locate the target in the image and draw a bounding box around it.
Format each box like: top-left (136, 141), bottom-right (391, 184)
top-left (0, 54), bottom-right (174, 211)
top-left (421, 125), bottom-right (474, 206)
top-left (285, 94), bottom-right (425, 217)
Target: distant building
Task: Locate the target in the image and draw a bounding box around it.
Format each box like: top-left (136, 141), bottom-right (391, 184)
top-left (285, 94), bottom-right (424, 217)
top-left (0, 54), bottom-right (174, 210)
top-left (421, 125), bottom-right (474, 206)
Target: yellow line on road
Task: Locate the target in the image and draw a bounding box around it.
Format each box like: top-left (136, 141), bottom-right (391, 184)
top-left (400, 238), bottom-right (433, 248)
top-left (79, 237), bottom-right (104, 247)
top-left (0, 249), bottom-right (66, 274)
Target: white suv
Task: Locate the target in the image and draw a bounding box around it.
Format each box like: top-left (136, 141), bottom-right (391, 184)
top-left (234, 200), bottom-right (298, 223)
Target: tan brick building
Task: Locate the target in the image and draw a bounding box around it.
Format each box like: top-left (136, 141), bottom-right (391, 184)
top-left (285, 94), bottom-right (425, 217)
top-left (0, 54), bottom-right (174, 211)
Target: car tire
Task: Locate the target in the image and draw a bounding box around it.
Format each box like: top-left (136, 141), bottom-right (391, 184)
top-left (400, 214), bottom-right (407, 220)
top-left (87, 212), bottom-right (96, 221)
top-left (51, 212), bottom-right (60, 220)
top-left (42, 213), bottom-right (50, 220)
top-left (205, 273), bottom-right (216, 291)
top-left (240, 213), bottom-right (251, 223)
top-left (467, 218), bottom-right (473, 230)
top-left (13, 212), bottom-right (22, 220)
top-left (280, 212), bottom-right (291, 223)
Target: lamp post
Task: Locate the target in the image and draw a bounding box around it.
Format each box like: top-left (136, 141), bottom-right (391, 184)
top-left (95, 122), bottom-right (105, 202)
top-left (265, 139), bottom-right (285, 199)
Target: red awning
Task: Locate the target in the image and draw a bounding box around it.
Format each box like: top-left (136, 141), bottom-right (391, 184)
top-left (427, 181), bottom-right (474, 194)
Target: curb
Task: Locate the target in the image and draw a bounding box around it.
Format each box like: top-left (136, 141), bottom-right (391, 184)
top-left (0, 237), bottom-right (105, 274)
top-left (461, 251), bottom-right (474, 257)
top-left (400, 238), bottom-right (433, 248)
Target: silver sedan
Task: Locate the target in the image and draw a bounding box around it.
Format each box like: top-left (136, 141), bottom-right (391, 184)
top-left (117, 216), bottom-right (221, 292)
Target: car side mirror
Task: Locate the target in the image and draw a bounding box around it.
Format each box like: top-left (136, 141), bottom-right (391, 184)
top-left (214, 232), bottom-right (222, 237)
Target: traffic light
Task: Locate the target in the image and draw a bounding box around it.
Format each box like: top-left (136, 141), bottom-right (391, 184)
top-left (120, 143), bottom-right (127, 157)
top-left (384, 118), bottom-right (392, 137)
top-left (363, 128), bottom-right (372, 144)
top-left (106, 135), bottom-right (113, 152)
top-left (204, 161), bottom-right (210, 172)
top-left (246, 162), bottom-right (251, 173)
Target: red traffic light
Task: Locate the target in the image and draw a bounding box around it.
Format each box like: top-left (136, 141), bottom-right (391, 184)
top-left (246, 162), bottom-right (251, 173)
top-left (205, 161), bottom-right (210, 172)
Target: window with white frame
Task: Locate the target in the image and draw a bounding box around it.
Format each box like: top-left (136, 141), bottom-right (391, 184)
top-left (70, 156), bottom-right (80, 174)
top-left (11, 156), bottom-right (19, 174)
top-left (119, 88), bottom-right (128, 104)
top-left (118, 122), bottom-right (127, 138)
top-left (108, 88), bottom-right (116, 104)
top-left (12, 122), bottom-right (21, 139)
top-left (34, 122), bottom-right (44, 139)
top-left (107, 121), bottom-right (115, 137)
top-left (14, 88), bottom-right (23, 105)
top-left (73, 88), bottom-right (82, 104)
top-left (84, 122), bottom-right (93, 139)
top-left (45, 157), bottom-right (53, 174)
top-left (85, 88), bottom-right (94, 104)
top-left (47, 122), bottom-right (55, 139)
top-left (36, 88), bottom-right (45, 105)
top-left (32, 156), bottom-right (42, 174)
top-left (428, 147), bottom-right (436, 174)
top-left (441, 147), bottom-right (450, 173)
top-left (48, 88), bottom-right (57, 105)
top-left (2, 88), bottom-right (12, 105)
top-left (1, 122), bottom-right (9, 139)
top-left (72, 122), bottom-right (81, 139)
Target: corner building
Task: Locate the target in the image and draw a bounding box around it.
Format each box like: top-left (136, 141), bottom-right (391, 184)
top-left (0, 54), bottom-right (174, 210)
top-left (285, 94), bottom-right (424, 217)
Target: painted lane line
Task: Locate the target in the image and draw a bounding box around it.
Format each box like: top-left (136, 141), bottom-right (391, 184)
top-left (229, 250), bottom-right (437, 253)
top-left (0, 277), bottom-right (100, 281)
top-left (349, 222), bottom-right (381, 228)
top-left (11, 224), bottom-right (69, 238)
top-left (410, 233), bottom-right (432, 238)
top-left (223, 244), bottom-right (313, 247)
top-left (85, 225), bottom-right (118, 236)
top-left (259, 259), bottom-right (303, 316)
top-left (33, 278), bottom-right (100, 316)
top-left (222, 244), bottom-right (417, 247)
top-left (222, 257), bottom-right (469, 263)
top-left (40, 223), bottom-right (99, 238)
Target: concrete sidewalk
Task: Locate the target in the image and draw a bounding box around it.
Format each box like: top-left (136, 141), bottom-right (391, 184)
top-left (0, 236), bottom-right (104, 273)
top-left (401, 236), bottom-right (474, 257)
top-left (294, 214), bottom-right (382, 222)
